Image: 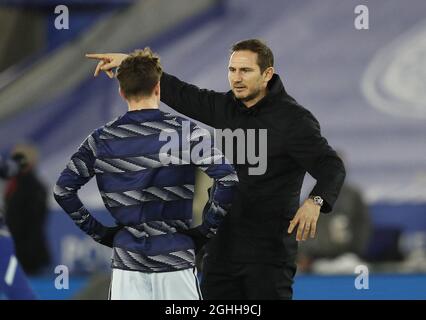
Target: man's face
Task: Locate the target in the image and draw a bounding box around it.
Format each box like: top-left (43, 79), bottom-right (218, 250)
top-left (228, 50), bottom-right (267, 103)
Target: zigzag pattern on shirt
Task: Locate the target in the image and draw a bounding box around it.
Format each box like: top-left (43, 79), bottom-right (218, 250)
top-left (125, 219), bottom-right (191, 238)
top-left (69, 207), bottom-right (90, 225)
top-left (218, 173), bottom-right (239, 186)
top-left (99, 120), bottom-right (182, 140)
top-left (94, 155), bottom-right (163, 173)
top-left (67, 157), bottom-right (91, 177)
top-left (101, 185), bottom-right (195, 207)
top-left (53, 184), bottom-right (73, 197)
top-left (112, 247), bottom-right (195, 272)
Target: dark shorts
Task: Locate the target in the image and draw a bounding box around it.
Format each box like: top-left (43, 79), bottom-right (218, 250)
top-left (200, 258), bottom-right (297, 300)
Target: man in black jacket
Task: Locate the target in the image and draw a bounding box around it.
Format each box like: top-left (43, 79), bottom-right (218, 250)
top-left (4, 145), bottom-right (50, 275)
top-left (87, 39), bottom-right (346, 300)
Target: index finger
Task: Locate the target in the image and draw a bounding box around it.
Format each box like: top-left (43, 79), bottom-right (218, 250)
top-left (288, 217), bottom-right (299, 234)
top-left (85, 53), bottom-right (107, 60)
top-left (94, 60), bottom-right (104, 77)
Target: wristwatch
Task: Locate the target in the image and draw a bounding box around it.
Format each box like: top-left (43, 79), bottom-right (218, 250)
top-left (309, 195), bottom-right (324, 207)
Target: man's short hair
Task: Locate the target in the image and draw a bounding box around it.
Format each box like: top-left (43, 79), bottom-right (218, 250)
top-left (117, 47), bottom-right (162, 99)
top-left (231, 39), bottom-right (274, 73)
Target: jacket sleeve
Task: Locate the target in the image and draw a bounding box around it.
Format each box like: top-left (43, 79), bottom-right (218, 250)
top-left (53, 134), bottom-right (108, 242)
top-left (284, 110), bottom-right (346, 213)
top-left (188, 125), bottom-right (238, 238)
top-left (160, 72), bottom-right (227, 128)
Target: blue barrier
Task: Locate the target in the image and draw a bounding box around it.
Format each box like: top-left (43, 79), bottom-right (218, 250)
top-left (27, 274), bottom-right (426, 300)
top-left (28, 276), bottom-right (87, 300)
top-left (293, 274), bottom-right (426, 300)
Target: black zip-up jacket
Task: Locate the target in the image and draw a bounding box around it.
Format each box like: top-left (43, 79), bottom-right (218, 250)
top-left (161, 72), bottom-right (346, 263)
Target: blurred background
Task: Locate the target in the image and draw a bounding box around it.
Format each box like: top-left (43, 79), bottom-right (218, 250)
top-left (0, 0), bottom-right (425, 300)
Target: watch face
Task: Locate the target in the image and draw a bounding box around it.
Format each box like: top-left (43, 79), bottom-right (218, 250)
top-left (314, 196), bottom-right (323, 206)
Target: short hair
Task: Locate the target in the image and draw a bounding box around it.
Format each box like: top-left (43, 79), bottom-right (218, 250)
top-left (231, 39), bottom-right (274, 73)
top-left (116, 47), bottom-right (162, 99)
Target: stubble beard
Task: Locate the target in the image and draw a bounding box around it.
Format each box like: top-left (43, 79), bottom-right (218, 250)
top-left (237, 88), bottom-right (261, 103)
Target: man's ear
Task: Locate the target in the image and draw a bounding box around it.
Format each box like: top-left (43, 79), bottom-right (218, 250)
top-left (119, 87), bottom-right (126, 100)
top-left (153, 81), bottom-right (160, 96)
top-left (263, 67), bottom-right (274, 82)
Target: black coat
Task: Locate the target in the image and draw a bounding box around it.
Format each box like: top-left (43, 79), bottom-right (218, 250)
top-left (161, 73), bottom-right (346, 263)
top-left (5, 170), bottom-right (50, 274)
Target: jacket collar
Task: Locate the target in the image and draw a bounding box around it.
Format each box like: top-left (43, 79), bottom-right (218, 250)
top-left (123, 108), bottom-right (162, 121)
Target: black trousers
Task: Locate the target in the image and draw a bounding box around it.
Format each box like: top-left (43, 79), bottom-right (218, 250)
top-left (201, 258), bottom-right (297, 300)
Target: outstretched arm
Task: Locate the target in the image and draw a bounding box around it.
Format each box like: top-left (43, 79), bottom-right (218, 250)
top-left (160, 73), bottom-right (227, 128)
top-left (86, 53), bottom-right (228, 128)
